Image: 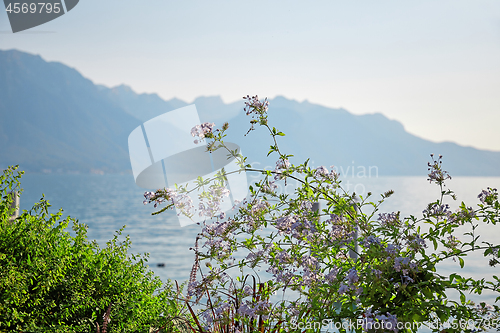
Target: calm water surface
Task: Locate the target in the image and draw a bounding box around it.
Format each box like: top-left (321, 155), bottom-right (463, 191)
top-left (17, 173), bottom-right (500, 331)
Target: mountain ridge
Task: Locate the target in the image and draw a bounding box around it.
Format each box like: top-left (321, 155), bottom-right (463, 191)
top-left (1, 49), bottom-right (499, 176)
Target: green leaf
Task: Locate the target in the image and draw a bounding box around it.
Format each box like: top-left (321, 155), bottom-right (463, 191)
top-left (460, 292), bottom-right (466, 304)
top-left (459, 257), bottom-right (465, 268)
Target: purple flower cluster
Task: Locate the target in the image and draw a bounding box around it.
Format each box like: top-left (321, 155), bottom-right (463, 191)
top-left (273, 214), bottom-right (318, 241)
top-left (478, 187), bottom-right (498, 205)
top-left (385, 244), bottom-right (401, 256)
top-left (198, 185), bottom-right (230, 218)
top-left (446, 235), bottom-right (460, 250)
top-left (422, 203), bottom-right (452, 220)
top-left (273, 158), bottom-right (290, 180)
top-left (314, 165), bottom-right (339, 181)
top-left (377, 212), bottom-right (400, 227)
top-left (246, 244), bottom-right (272, 266)
top-left (261, 180), bottom-right (278, 193)
top-left (338, 283), bottom-right (349, 295)
top-left (361, 309), bottom-right (399, 333)
top-left (427, 154), bottom-right (451, 184)
top-left (243, 95), bottom-right (269, 115)
top-left (143, 191), bottom-right (163, 207)
top-left (143, 188), bottom-right (194, 213)
top-left (406, 234), bottom-right (427, 252)
top-left (191, 122), bottom-right (215, 144)
top-left (324, 267), bottom-right (339, 283)
top-left (199, 301), bottom-right (232, 330)
top-left (326, 214), bottom-right (354, 245)
top-left (371, 269), bottom-right (383, 278)
top-left (337, 268), bottom-right (362, 295)
top-left (238, 299), bottom-right (271, 321)
top-left (360, 235), bottom-right (382, 248)
top-left (448, 206), bottom-right (476, 225)
top-left (347, 267), bottom-right (359, 284)
top-left (275, 215), bottom-right (297, 234)
top-left (393, 256), bottom-right (418, 277)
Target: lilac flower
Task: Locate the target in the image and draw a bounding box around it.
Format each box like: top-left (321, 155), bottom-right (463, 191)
top-left (327, 215), bottom-right (352, 243)
top-left (302, 267), bottom-right (323, 286)
top-left (338, 283), bottom-right (349, 295)
top-left (347, 268), bottom-right (359, 285)
top-left (299, 200), bottom-right (313, 211)
top-left (385, 244), bottom-right (400, 256)
top-left (394, 256), bottom-right (411, 272)
top-left (237, 303), bottom-right (255, 318)
top-left (243, 95), bottom-right (269, 115)
top-left (246, 245), bottom-right (271, 266)
top-left (325, 267), bottom-right (339, 283)
top-left (402, 275), bottom-right (414, 285)
top-left (273, 159), bottom-right (290, 180)
top-left (406, 234), bottom-right (427, 252)
top-left (427, 154), bottom-right (451, 184)
top-left (360, 310), bottom-right (376, 331)
top-left (237, 299), bottom-right (271, 320)
top-left (448, 206), bottom-right (475, 224)
top-left (262, 180), bottom-right (278, 193)
top-left (314, 166), bottom-right (329, 177)
top-left (378, 212), bottom-right (400, 227)
top-left (478, 187), bottom-right (498, 205)
top-left (196, 184), bottom-right (231, 218)
top-left (361, 235), bottom-right (381, 248)
top-left (267, 265), bottom-right (295, 284)
top-left (250, 199), bottom-right (269, 215)
top-left (202, 218), bottom-right (234, 237)
top-left (143, 191), bottom-right (155, 203)
top-left (446, 235), bottom-right (460, 250)
top-left (371, 269), bottom-right (383, 278)
top-left (275, 215), bottom-right (297, 234)
top-left (243, 285), bottom-right (253, 296)
top-left (275, 249), bottom-right (291, 263)
top-left (287, 303), bottom-right (301, 317)
top-left (383, 313), bottom-right (399, 333)
top-left (191, 122), bottom-right (215, 142)
top-left (422, 203), bottom-right (452, 220)
top-left (300, 255), bottom-right (319, 269)
top-left (314, 165), bottom-right (339, 181)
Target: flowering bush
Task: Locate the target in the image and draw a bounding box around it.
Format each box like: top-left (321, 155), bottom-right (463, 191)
top-left (145, 96), bottom-right (500, 333)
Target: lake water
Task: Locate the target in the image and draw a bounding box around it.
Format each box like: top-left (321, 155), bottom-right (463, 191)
top-left (16, 173), bottom-right (500, 331)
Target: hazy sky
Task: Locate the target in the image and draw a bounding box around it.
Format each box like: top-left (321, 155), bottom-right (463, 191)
top-left (1, 0), bottom-right (499, 151)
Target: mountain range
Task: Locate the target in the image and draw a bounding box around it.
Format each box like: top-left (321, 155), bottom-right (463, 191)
top-left (1, 49), bottom-right (499, 177)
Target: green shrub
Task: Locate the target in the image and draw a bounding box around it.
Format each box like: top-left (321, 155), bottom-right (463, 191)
top-left (0, 166), bottom-right (186, 333)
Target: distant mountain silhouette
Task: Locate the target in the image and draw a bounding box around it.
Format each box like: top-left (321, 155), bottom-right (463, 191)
top-left (1, 49), bottom-right (499, 176)
top-left (0, 49), bottom-right (139, 173)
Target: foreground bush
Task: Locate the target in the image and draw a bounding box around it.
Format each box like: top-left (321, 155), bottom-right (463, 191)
top-left (144, 96), bottom-right (500, 333)
top-left (0, 166), bottom-right (187, 333)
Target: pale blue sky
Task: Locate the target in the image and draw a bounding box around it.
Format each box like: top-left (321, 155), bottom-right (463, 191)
top-left (1, 0), bottom-right (499, 151)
